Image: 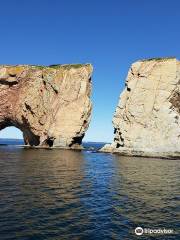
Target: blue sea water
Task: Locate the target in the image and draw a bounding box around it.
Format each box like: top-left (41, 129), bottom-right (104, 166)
top-left (0, 139), bottom-right (179, 239)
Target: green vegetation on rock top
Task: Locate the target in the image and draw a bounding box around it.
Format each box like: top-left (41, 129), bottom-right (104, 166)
top-left (48, 64), bottom-right (62, 69)
top-left (0, 64), bottom-right (91, 70)
top-left (49, 64), bottom-right (89, 69)
top-left (141, 57), bottom-right (176, 62)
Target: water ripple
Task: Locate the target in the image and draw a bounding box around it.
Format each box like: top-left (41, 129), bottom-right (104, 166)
top-left (0, 146), bottom-right (179, 239)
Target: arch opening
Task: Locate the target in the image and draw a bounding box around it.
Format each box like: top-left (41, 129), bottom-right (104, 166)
top-left (0, 122), bottom-right (40, 146)
top-left (0, 126), bottom-right (24, 145)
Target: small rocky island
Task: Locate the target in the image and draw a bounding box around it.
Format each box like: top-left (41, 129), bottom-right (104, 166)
top-left (0, 64), bottom-right (92, 148)
top-left (101, 58), bottom-right (180, 158)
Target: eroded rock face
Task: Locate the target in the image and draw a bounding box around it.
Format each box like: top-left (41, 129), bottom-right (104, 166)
top-left (0, 64), bottom-right (92, 148)
top-left (102, 58), bottom-right (180, 157)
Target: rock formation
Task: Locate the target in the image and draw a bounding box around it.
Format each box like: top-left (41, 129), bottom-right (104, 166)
top-left (0, 64), bottom-right (92, 148)
top-left (101, 58), bottom-right (180, 158)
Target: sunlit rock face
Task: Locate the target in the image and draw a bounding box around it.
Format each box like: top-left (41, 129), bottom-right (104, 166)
top-left (101, 58), bottom-right (180, 158)
top-left (0, 64), bottom-right (92, 148)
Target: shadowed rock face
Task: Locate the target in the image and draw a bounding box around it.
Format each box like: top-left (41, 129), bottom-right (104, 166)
top-left (0, 64), bottom-right (92, 148)
top-left (101, 58), bottom-right (180, 158)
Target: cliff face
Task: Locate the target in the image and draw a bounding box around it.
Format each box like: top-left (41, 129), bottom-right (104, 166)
top-left (102, 58), bottom-right (180, 157)
top-left (0, 64), bottom-right (92, 148)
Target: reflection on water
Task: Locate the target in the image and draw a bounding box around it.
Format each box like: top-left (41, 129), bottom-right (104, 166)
top-left (0, 146), bottom-right (179, 239)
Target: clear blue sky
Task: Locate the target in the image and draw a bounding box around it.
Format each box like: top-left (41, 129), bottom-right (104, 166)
top-left (0, 0), bottom-right (180, 142)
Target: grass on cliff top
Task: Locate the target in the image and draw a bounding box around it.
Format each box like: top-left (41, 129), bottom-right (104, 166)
top-left (141, 57), bottom-right (176, 62)
top-left (30, 64), bottom-right (89, 70)
top-left (49, 64), bottom-right (88, 69)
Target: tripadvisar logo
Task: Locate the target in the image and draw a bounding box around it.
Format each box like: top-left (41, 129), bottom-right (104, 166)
top-left (135, 227), bottom-right (174, 236)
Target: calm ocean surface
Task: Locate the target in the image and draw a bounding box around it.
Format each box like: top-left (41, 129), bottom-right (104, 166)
top-left (0, 139), bottom-right (179, 239)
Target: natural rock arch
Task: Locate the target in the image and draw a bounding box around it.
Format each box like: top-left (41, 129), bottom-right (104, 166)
top-left (0, 64), bottom-right (92, 148)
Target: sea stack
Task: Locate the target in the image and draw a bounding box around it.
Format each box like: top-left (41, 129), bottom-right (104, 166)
top-left (0, 64), bottom-right (92, 148)
top-left (101, 58), bottom-right (180, 158)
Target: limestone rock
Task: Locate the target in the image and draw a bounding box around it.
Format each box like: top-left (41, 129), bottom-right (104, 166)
top-left (101, 58), bottom-right (180, 158)
top-left (0, 64), bottom-right (92, 148)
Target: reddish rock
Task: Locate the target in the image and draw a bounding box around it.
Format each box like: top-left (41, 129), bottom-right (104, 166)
top-left (0, 64), bottom-right (92, 148)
